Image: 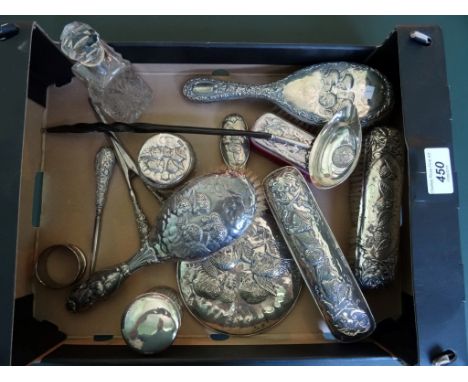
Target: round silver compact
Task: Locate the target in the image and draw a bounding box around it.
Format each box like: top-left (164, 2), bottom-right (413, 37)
top-left (35, 244), bottom-right (87, 289)
top-left (121, 287), bottom-right (182, 355)
top-left (137, 133), bottom-right (195, 189)
top-left (177, 213), bottom-right (302, 336)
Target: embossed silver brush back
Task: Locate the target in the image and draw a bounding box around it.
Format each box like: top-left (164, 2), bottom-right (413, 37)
top-left (67, 171), bottom-right (257, 312)
top-left (178, 114), bottom-right (301, 335)
top-left (308, 103), bottom-right (362, 189)
top-left (350, 127), bottom-right (405, 289)
top-left (264, 166), bottom-right (375, 342)
top-left (183, 62), bottom-right (393, 127)
top-left (251, 113), bottom-right (314, 174)
top-left (178, 214), bottom-right (302, 335)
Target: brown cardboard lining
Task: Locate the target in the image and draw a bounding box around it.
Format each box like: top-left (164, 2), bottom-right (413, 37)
top-left (17, 63), bottom-right (404, 347)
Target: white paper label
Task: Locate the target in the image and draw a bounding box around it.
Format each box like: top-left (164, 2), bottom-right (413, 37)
top-left (424, 147), bottom-right (454, 194)
top-left (364, 85), bottom-right (375, 100)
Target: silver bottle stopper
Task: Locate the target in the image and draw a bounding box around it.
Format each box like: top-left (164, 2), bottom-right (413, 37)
top-left (121, 287), bottom-right (182, 354)
top-left (183, 62), bottom-right (393, 128)
top-left (60, 21), bottom-right (152, 123)
top-left (137, 133), bottom-right (195, 190)
top-left (264, 166), bottom-right (375, 342)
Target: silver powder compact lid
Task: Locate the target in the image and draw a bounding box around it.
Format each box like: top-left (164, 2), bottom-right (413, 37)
top-left (138, 133), bottom-right (195, 189)
top-left (121, 288), bottom-right (182, 355)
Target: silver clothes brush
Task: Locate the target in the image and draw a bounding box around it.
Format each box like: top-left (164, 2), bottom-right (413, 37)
top-left (264, 166), bottom-right (375, 342)
top-left (349, 127), bottom-right (405, 289)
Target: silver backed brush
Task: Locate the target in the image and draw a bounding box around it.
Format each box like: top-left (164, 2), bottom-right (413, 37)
top-left (349, 127), bottom-right (405, 289)
top-left (177, 114), bottom-right (301, 336)
top-left (264, 166), bottom-right (375, 342)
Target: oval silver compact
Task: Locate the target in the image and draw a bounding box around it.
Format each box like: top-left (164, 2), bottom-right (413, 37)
top-left (138, 133), bottom-right (195, 189)
top-left (220, 114), bottom-right (250, 170)
top-left (308, 103), bottom-right (362, 189)
top-left (177, 213), bottom-right (302, 336)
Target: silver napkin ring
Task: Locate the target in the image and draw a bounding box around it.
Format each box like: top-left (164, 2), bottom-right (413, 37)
top-left (35, 244), bottom-right (87, 289)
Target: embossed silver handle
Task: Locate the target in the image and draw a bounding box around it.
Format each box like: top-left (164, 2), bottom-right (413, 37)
top-left (264, 166), bottom-right (375, 342)
top-left (128, 186), bottom-right (151, 246)
top-left (67, 264), bottom-right (130, 312)
top-left (67, 244), bottom-right (157, 312)
top-left (183, 77), bottom-right (274, 102)
top-left (90, 147), bottom-right (116, 273)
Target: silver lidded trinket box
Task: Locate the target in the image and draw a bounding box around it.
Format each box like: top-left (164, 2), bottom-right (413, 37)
top-left (121, 287), bottom-right (182, 354)
top-left (138, 133), bottom-right (195, 189)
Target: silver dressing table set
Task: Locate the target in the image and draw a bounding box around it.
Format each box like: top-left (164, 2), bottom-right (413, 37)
top-left (35, 21), bottom-right (405, 355)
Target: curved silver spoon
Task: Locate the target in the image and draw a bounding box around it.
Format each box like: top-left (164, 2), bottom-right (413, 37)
top-left (308, 103), bottom-right (362, 189)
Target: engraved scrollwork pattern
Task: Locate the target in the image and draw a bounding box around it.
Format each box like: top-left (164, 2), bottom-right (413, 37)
top-left (354, 127), bottom-right (405, 289)
top-left (264, 167), bottom-right (375, 341)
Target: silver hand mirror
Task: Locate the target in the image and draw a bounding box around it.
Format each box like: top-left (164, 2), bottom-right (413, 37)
top-left (184, 62), bottom-right (393, 128)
